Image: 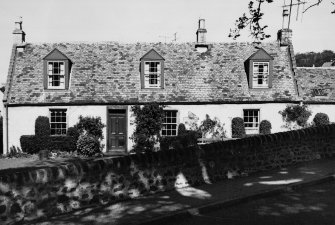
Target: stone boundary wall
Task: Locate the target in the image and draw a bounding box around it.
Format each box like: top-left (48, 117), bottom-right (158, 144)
top-left (1, 125), bottom-right (335, 223)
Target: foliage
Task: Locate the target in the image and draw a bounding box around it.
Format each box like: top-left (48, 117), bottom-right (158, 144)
top-left (199, 115), bottom-right (226, 139)
top-left (230, 0), bottom-right (334, 41)
top-left (296, 50), bottom-right (335, 67)
top-left (178, 123), bottom-right (187, 136)
top-left (279, 104), bottom-right (312, 129)
top-left (231, 117), bottom-right (246, 138)
top-left (131, 104), bottom-right (165, 152)
top-left (184, 112), bottom-right (199, 131)
top-left (67, 126), bottom-right (80, 143)
top-left (76, 134), bottom-right (101, 157)
top-left (313, 113), bottom-right (330, 126)
top-left (7, 145), bottom-right (30, 158)
top-left (35, 116), bottom-right (50, 137)
top-left (75, 116), bottom-right (105, 140)
top-left (49, 136), bottom-right (76, 152)
top-left (160, 130), bottom-right (201, 151)
top-left (72, 116), bottom-right (105, 156)
top-left (229, 0), bottom-right (273, 41)
top-left (20, 135), bottom-right (38, 154)
top-left (20, 135), bottom-right (76, 154)
top-left (259, 120), bottom-right (272, 134)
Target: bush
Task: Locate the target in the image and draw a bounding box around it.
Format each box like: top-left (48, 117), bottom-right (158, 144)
top-left (313, 113), bottom-right (330, 126)
top-left (67, 126), bottom-right (80, 143)
top-left (232, 117), bottom-right (246, 138)
top-left (260, 120), bottom-right (272, 134)
top-left (131, 104), bottom-right (165, 152)
top-left (279, 104), bottom-right (312, 128)
top-left (35, 116), bottom-right (50, 137)
top-left (77, 134), bottom-right (101, 157)
top-left (20, 135), bottom-right (38, 154)
top-left (160, 130), bottom-right (201, 151)
top-left (76, 116), bottom-right (105, 140)
top-left (49, 136), bottom-right (76, 152)
top-left (178, 123), bottom-right (187, 136)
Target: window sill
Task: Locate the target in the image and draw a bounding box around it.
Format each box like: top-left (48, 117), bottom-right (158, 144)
top-left (249, 87), bottom-right (271, 90)
top-left (44, 88), bottom-right (69, 92)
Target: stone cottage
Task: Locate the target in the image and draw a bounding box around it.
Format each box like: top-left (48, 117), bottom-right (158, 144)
top-left (3, 18), bottom-right (335, 154)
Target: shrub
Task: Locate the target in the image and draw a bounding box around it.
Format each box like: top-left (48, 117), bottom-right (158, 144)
top-left (67, 126), bottom-right (80, 143)
top-left (49, 136), bottom-right (76, 152)
top-left (35, 116), bottom-right (50, 137)
top-left (260, 120), bottom-right (272, 134)
top-left (178, 123), bottom-right (187, 136)
top-left (279, 104), bottom-right (312, 128)
top-left (76, 116), bottom-right (105, 140)
top-left (20, 135), bottom-right (38, 154)
top-left (77, 134), bottom-right (101, 157)
top-left (160, 130), bottom-right (201, 151)
top-left (131, 104), bottom-right (165, 152)
top-left (313, 113), bottom-right (330, 126)
top-left (231, 117), bottom-right (246, 138)
top-left (160, 136), bottom-right (178, 151)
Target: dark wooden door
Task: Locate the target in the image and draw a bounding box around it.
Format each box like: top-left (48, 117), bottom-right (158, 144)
top-left (108, 109), bottom-right (126, 152)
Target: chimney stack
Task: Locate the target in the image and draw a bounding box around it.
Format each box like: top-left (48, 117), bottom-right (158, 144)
top-left (277, 8), bottom-right (292, 46)
top-left (13, 17), bottom-right (26, 47)
top-left (195, 18), bottom-right (209, 52)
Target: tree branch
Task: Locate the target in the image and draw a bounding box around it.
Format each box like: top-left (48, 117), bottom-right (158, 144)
top-left (303, 0), bottom-right (323, 13)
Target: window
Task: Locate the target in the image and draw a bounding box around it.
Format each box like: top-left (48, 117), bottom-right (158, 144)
top-left (162, 110), bottom-right (177, 136)
top-left (50, 109), bottom-right (67, 135)
top-left (312, 88), bottom-right (325, 96)
top-left (140, 49), bottom-right (164, 89)
top-left (243, 109), bottom-right (260, 134)
top-left (144, 61), bottom-right (161, 88)
top-left (48, 61), bottom-right (65, 89)
top-left (253, 62), bottom-right (269, 88)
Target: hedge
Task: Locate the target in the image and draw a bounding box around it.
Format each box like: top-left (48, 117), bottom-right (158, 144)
top-left (232, 117), bottom-right (246, 138)
top-left (260, 120), bottom-right (272, 134)
top-left (20, 135), bottom-right (76, 154)
top-left (313, 113), bottom-right (330, 127)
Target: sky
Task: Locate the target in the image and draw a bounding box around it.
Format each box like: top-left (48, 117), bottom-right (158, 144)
top-left (0, 0), bottom-right (334, 85)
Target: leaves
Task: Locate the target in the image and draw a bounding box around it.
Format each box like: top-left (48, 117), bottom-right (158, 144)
top-left (230, 0), bottom-right (334, 41)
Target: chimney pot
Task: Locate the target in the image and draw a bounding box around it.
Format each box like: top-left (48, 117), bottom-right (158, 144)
top-left (13, 17), bottom-right (26, 46)
top-left (195, 18), bottom-right (209, 52)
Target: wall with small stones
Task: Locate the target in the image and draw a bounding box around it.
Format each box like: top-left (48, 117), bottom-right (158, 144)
top-left (1, 124), bottom-right (335, 224)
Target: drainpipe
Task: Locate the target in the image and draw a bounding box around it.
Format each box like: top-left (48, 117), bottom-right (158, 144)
top-left (3, 100), bottom-right (8, 155)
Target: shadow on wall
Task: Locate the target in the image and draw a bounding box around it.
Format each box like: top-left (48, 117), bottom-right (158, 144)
top-left (1, 124), bottom-right (335, 224)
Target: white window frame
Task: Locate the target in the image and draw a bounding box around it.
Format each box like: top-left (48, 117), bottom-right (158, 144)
top-left (162, 110), bottom-right (178, 136)
top-left (253, 62), bottom-right (269, 88)
top-left (47, 61), bottom-right (65, 89)
top-left (243, 109), bottom-right (260, 135)
top-left (49, 108), bottom-right (67, 136)
top-left (144, 61), bottom-right (161, 88)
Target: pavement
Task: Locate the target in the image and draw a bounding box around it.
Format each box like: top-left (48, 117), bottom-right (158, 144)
top-left (25, 158), bottom-right (335, 225)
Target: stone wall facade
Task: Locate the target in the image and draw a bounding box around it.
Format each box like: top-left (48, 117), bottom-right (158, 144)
top-left (1, 124), bottom-right (335, 224)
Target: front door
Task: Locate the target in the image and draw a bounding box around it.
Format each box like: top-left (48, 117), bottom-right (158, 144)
top-left (108, 109), bottom-right (127, 152)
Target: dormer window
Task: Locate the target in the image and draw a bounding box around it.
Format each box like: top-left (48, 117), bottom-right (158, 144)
top-left (140, 49), bottom-right (164, 89)
top-left (43, 48), bottom-right (72, 90)
top-left (246, 48), bottom-right (274, 89)
top-left (48, 61), bottom-right (65, 89)
top-left (253, 62), bottom-right (269, 88)
top-left (144, 61), bottom-right (161, 88)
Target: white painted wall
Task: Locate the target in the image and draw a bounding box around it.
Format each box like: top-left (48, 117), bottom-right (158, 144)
top-left (306, 104), bottom-right (335, 124)
top-left (5, 106), bottom-right (107, 154)
top-left (5, 103), bottom-right (335, 154)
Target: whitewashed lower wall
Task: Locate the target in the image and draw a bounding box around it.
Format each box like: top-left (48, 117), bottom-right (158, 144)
top-left (4, 103), bottom-right (335, 154)
top-left (5, 106), bottom-right (108, 154)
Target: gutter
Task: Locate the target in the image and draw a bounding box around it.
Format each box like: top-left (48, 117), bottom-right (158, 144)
top-left (3, 101), bottom-right (8, 154)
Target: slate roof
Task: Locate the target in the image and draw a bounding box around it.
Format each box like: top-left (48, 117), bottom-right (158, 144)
top-left (5, 41), bottom-right (299, 105)
top-left (296, 67), bottom-right (335, 102)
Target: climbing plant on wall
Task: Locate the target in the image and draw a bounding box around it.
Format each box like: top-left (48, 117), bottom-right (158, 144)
top-left (131, 104), bottom-right (165, 153)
